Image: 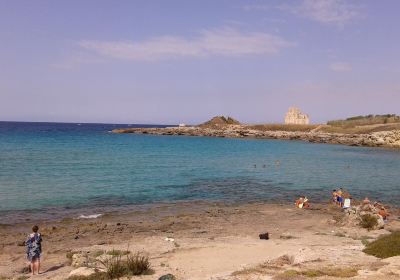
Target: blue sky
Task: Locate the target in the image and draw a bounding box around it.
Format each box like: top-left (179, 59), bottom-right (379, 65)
top-left (1, 0), bottom-right (399, 124)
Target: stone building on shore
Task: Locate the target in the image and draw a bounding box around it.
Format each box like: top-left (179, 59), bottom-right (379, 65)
top-left (284, 107), bottom-right (310, 125)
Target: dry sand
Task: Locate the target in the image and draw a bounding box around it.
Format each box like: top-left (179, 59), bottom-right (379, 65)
top-left (0, 201), bottom-right (399, 280)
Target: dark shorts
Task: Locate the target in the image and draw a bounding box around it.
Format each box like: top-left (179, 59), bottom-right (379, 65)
top-left (337, 197), bottom-right (343, 203)
top-left (28, 254), bottom-right (40, 262)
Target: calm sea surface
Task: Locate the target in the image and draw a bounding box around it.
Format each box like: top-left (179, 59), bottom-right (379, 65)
top-left (1, 121), bottom-right (399, 222)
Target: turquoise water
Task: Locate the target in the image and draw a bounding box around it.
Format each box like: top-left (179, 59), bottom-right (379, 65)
top-left (1, 122), bottom-right (399, 222)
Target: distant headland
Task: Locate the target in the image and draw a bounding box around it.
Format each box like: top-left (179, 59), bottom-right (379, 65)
top-left (113, 110), bottom-right (400, 149)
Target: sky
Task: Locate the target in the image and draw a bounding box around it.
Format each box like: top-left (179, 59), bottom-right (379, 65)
top-left (1, 0), bottom-right (400, 125)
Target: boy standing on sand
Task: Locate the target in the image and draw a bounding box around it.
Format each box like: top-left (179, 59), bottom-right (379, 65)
top-left (26, 225), bottom-right (42, 275)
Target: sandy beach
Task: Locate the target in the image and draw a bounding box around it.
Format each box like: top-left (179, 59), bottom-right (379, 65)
top-left (1, 201), bottom-right (399, 280)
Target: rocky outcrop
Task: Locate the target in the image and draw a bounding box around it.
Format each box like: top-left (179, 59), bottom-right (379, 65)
top-left (69, 267), bottom-right (97, 277)
top-left (340, 205), bottom-right (385, 230)
top-left (112, 126), bottom-right (400, 149)
top-left (71, 252), bottom-right (89, 267)
top-left (198, 116), bottom-right (240, 129)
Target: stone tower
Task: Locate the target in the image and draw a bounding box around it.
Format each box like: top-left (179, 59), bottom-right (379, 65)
top-left (284, 107), bottom-right (310, 125)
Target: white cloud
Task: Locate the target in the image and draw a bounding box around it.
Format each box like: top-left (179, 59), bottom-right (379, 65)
top-left (52, 52), bottom-right (105, 69)
top-left (279, 0), bottom-right (361, 26)
top-left (243, 4), bottom-right (270, 11)
top-left (329, 62), bottom-right (352, 72)
top-left (79, 28), bottom-right (294, 62)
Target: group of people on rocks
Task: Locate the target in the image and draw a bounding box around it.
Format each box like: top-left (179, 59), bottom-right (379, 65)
top-left (295, 188), bottom-right (391, 222)
top-left (362, 197), bottom-right (390, 221)
top-left (332, 188), bottom-right (352, 208)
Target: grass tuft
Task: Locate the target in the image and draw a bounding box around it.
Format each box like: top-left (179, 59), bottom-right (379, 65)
top-left (106, 249), bottom-right (130, 256)
top-left (99, 254), bottom-right (127, 279)
top-left (126, 252), bottom-right (151, 275)
top-left (363, 232), bottom-right (400, 258)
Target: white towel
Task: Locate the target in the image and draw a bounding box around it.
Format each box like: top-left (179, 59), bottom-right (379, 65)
top-left (343, 198), bottom-right (351, 208)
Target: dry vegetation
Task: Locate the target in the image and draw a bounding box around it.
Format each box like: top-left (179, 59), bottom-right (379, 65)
top-left (67, 251), bottom-right (151, 280)
top-left (246, 114), bottom-right (400, 134)
top-left (247, 124), bottom-right (319, 132)
top-left (246, 122), bottom-right (400, 134)
top-left (274, 267), bottom-right (358, 279)
top-left (328, 114), bottom-right (400, 127)
top-left (318, 123), bottom-right (400, 134)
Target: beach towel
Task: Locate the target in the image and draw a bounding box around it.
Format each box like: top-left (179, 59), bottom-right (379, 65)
top-left (343, 198), bottom-right (351, 209)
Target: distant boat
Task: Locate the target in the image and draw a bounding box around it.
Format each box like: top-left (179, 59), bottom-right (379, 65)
top-left (77, 123), bottom-right (82, 126)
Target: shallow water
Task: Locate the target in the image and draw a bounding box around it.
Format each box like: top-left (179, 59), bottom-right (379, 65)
top-left (0, 121), bottom-right (399, 222)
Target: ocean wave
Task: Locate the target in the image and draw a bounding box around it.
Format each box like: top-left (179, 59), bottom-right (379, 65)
top-left (77, 214), bottom-right (102, 219)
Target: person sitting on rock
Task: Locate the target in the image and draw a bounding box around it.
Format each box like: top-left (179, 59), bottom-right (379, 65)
top-left (295, 196), bottom-right (304, 208)
top-left (363, 197), bottom-right (370, 205)
top-left (378, 207), bottom-right (389, 221)
top-left (303, 197), bottom-right (310, 209)
top-left (295, 196), bottom-right (310, 209)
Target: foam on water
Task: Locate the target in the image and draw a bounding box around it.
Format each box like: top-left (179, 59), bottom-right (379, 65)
top-left (77, 214), bottom-right (103, 219)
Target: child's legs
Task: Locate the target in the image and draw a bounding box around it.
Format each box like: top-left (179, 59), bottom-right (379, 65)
top-left (32, 258), bottom-right (40, 274)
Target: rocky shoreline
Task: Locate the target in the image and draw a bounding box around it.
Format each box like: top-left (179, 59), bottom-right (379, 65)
top-left (112, 125), bottom-right (400, 148)
top-left (1, 201), bottom-right (399, 279)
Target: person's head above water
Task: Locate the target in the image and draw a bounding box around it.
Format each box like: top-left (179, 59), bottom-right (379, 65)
top-left (32, 225), bottom-right (39, 233)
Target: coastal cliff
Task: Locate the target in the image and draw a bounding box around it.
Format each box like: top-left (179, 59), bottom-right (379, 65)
top-left (112, 125), bottom-right (400, 148)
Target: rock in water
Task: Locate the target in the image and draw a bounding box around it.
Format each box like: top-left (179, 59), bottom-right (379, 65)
top-left (159, 274), bottom-right (176, 280)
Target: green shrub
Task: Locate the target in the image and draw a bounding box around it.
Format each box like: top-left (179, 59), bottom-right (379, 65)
top-left (363, 232), bottom-right (400, 258)
top-left (360, 214), bottom-right (378, 230)
top-left (126, 252), bottom-right (151, 275)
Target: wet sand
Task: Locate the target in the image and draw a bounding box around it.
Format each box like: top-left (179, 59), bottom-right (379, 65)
top-left (0, 201), bottom-right (399, 279)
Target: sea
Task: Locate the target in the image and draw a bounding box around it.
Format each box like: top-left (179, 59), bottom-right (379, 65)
top-left (1, 121), bottom-right (399, 223)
